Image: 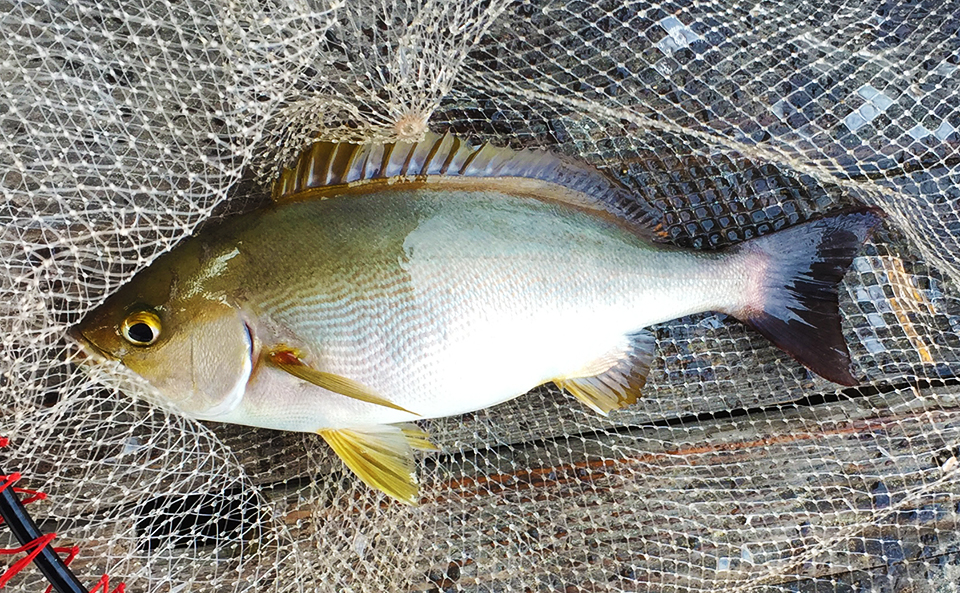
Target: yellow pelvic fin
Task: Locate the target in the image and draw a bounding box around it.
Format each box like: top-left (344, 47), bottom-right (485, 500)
top-left (554, 330), bottom-right (657, 416)
top-left (267, 348), bottom-right (418, 416)
top-left (319, 424), bottom-right (438, 505)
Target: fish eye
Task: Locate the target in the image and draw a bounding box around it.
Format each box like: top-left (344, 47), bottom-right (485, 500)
top-left (121, 310), bottom-right (161, 346)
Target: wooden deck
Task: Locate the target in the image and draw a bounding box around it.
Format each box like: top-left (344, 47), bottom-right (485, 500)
top-left (162, 369), bottom-right (960, 592)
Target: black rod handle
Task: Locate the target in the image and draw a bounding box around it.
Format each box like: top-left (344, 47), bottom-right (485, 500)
top-left (0, 467), bottom-right (88, 593)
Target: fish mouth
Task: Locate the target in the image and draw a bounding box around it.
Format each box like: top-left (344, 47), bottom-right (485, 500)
top-left (66, 326), bottom-right (117, 364)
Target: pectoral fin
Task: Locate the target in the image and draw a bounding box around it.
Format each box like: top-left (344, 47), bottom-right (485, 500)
top-left (319, 424), bottom-right (439, 505)
top-left (554, 330), bottom-right (657, 416)
top-left (267, 348), bottom-right (417, 415)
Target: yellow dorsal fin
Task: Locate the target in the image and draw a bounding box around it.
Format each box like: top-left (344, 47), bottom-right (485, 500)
top-left (271, 131), bottom-right (665, 240)
top-left (319, 424), bottom-right (439, 505)
top-left (554, 330), bottom-right (657, 416)
top-left (266, 347), bottom-right (418, 416)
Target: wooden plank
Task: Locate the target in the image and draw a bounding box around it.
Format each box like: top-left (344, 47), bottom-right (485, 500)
top-left (6, 378), bottom-right (960, 592)
top-left (255, 385), bottom-right (960, 592)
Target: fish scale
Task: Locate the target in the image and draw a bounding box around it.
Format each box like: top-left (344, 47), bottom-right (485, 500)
top-left (224, 189), bottom-right (742, 426)
top-left (71, 133), bottom-right (882, 504)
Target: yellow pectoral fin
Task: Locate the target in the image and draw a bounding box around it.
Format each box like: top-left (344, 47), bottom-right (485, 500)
top-left (267, 348), bottom-right (417, 416)
top-left (319, 424), bottom-right (438, 505)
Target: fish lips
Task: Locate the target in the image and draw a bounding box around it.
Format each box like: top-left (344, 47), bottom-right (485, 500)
top-left (66, 325), bottom-right (118, 364)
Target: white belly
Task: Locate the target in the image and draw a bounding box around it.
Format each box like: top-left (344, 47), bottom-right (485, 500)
top-left (214, 194), bottom-right (749, 433)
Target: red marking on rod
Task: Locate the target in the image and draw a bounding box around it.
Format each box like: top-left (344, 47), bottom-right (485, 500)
top-left (87, 574), bottom-right (126, 593)
top-left (0, 437), bottom-right (8, 448)
top-left (0, 475), bottom-right (47, 527)
top-left (0, 453), bottom-right (127, 593)
top-left (59, 546), bottom-right (79, 567)
top-left (13, 487), bottom-right (47, 505)
top-left (0, 473), bottom-right (21, 495)
top-left (41, 546), bottom-right (80, 593)
top-left (0, 532), bottom-right (57, 587)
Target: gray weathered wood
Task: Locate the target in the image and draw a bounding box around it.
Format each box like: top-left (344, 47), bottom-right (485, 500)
top-left (239, 384), bottom-right (960, 591)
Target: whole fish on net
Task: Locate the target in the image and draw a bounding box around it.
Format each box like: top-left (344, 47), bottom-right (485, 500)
top-left (69, 132), bottom-right (883, 504)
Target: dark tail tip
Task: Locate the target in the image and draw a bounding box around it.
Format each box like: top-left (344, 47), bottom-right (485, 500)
top-left (734, 207), bottom-right (883, 386)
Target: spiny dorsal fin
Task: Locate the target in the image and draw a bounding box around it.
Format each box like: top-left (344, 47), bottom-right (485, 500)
top-left (554, 330), bottom-right (657, 416)
top-left (319, 423), bottom-right (439, 505)
top-left (272, 132), bottom-right (664, 239)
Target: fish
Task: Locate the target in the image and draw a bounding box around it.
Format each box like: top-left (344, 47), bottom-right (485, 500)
top-left (69, 132), bottom-right (883, 504)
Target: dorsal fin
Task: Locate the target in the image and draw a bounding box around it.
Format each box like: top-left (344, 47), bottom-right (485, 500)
top-left (271, 132), bottom-right (664, 239)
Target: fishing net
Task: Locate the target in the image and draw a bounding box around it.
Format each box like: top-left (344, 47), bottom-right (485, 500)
top-left (2, 0), bottom-right (960, 590)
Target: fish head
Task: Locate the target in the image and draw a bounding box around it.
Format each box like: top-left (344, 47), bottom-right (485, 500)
top-left (69, 243), bottom-right (254, 418)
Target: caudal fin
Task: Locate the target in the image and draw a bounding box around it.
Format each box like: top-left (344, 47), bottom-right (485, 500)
top-left (731, 208), bottom-right (883, 386)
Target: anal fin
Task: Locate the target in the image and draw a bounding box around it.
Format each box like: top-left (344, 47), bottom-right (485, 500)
top-left (319, 424), bottom-right (439, 505)
top-left (554, 330), bottom-right (657, 416)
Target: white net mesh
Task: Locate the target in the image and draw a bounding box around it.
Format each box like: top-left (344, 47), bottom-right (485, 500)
top-left (2, 0), bottom-right (960, 591)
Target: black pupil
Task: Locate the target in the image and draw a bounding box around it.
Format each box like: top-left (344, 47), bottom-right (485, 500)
top-left (128, 322), bottom-right (155, 344)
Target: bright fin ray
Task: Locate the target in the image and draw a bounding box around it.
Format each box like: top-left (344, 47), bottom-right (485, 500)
top-left (319, 423), bottom-right (437, 505)
top-left (554, 330), bottom-right (656, 416)
top-left (266, 348), bottom-right (417, 415)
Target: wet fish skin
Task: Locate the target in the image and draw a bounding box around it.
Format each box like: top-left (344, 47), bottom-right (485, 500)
top-left (70, 133), bottom-right (882, 503)
top-left (207, 188), bottom-right (750, 430)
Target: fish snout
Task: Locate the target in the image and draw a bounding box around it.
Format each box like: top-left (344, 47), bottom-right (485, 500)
top-left (66, 325), bottom-right (115, 363)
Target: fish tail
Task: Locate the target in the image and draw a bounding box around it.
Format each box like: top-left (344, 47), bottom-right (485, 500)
top-left (729, 207), bottom-right (883, 385)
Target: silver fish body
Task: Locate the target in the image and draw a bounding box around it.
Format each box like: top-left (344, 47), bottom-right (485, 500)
top-left (211, 188), bottom-right (747, 430)
top-left (71, 133), bottom-right (881, 503)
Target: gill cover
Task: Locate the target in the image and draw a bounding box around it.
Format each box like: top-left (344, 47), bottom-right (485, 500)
top-left (159, 307), bottom-right (253, 418)
top-left (70, 229), bottom-right (255, 419)
top-left (74, 300), bottom-right (254, 418)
